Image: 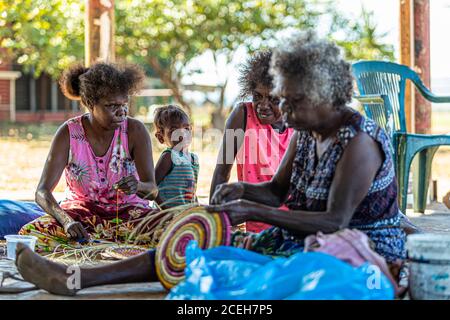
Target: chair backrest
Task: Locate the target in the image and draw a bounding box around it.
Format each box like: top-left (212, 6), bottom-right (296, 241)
top-left (352, 60), bottom-right (430, 135)
top-left (354, 95), bottom-right (395, 143)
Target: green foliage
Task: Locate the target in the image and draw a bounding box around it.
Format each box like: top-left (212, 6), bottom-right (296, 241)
top-left (114, 0), bottom-right (332, 109)
top-left (115, 0), bottom-right (323, 63)
top-left (334, 6), bottom-right (395, 61)
top-left (0, 0), bottom-right (84, 78)
top-left (0, 0), bottom-right (395, 107)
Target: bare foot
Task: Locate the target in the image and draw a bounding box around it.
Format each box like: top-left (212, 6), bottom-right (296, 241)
top-left (15, 243), bottom-right (78, 296)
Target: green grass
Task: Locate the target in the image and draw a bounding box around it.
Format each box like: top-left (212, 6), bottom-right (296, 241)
top-left (0, 122), bottom-right (60, 141)
top-left (1, 110), bottom-right (449, 201)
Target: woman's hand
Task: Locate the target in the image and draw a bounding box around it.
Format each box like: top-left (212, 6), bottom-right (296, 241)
top-left (114, 176), bottom-right (138, 195)
top-left (210, 182), bottom-right (245, 205)
top-left (205, 199), bottom-right (257, 226)
top-left (64, 221), bottom-right (89, 241)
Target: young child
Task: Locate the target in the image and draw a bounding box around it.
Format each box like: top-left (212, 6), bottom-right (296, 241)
top-left (153, 105), bottom-right (199, 208)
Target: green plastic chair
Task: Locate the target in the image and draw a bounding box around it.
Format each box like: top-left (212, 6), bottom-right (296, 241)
top-left (353, 61), bottom-right (450, 213)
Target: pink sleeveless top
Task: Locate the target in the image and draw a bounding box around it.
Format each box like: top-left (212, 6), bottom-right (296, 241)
top-left (236, 102), bottom-right (294, 232)
top-left (62, 114), bottom-right (150, 212)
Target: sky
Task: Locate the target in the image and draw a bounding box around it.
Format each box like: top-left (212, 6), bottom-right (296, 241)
top-left (341, 0), bottom-right (450, 80)
top-left (183, 0), bottom-right (450, 106)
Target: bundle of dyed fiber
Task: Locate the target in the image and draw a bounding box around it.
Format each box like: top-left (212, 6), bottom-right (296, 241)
top-left (155, 206), bottom-right (231, 289)
top-left (102, 246), bottom-right (149, 260)
top-left (44, 242), bottom-right (150, 265)
top-left (40, 204), bottom-right (198, 266)
top-left (129, 203), bottom-right (197, 246)
top-left (43, 242), bottom-right (119, 266)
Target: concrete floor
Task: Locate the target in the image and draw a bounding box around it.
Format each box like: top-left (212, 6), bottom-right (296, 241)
top-left (1, 201), bottom-right (449, 300)
top-left (0, 256), bottom-right (167, 300)
top-left (407, 202), bottom-right (450, 234)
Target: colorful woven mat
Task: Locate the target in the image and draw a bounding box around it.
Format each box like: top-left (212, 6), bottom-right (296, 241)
top-left (155, 206), bottom-right (231, 290)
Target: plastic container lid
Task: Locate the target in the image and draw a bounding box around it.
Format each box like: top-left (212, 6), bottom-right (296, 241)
top-left (4, 235), bottom-right (37, 260)
top-left (406, 233), bottom-right (450, 261)
top-left (4, 235), bottom-right (37, 242)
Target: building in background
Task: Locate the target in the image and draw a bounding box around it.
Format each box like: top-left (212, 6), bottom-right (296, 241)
top-left (0, 61), bottom-right (21, 122)
top-left (0, 59), bottom-right (219, 124)
top-left (0, 60), bottom-right (80, 123)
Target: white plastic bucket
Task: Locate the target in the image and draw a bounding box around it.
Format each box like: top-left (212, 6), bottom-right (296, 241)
top-left (406, 233), bottom-right (450, 300)
top-left (4, 235), bottom-right (37, 260)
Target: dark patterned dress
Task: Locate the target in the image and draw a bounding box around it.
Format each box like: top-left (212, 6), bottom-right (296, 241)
top-left (232, 111), bottom-right (406, 263)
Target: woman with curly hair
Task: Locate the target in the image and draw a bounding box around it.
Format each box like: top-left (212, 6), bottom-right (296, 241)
top-left (210, 50), bottom-right (294, 233)
top-left (19, 62), bottom-right (159, 252)
top-left (209, 31), bottom-right (406, 268)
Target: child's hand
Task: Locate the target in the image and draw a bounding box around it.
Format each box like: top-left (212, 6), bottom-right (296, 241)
top-left (113, 176), bottom-right (139, 195)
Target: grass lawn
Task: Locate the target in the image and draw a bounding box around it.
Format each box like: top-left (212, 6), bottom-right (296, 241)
top-left (0, 111), bottom-right (448, 203)
top-left (0, 121), bottom-right (236, 202)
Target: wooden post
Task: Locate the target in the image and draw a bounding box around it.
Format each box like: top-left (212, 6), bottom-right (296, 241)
top-left (85, 0), bottom-right (115, 67)
top-left (400, 0), bottom-right (414, 132)
top-left (414, 0), bottom-right (431, 134)
top-left (71, 100), bottom-right (78, 113)
top-left (39, 75), bottom-right (48, 121)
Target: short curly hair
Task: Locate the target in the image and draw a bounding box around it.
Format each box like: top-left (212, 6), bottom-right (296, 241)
top-left (238, 50), bottom-right (273, 100)
top-left (270, 31), bottom-right (353, 109)
top-left (153, 104), bottom-right (190, 132)
top-left (59, 62), bottom-right (145, 108)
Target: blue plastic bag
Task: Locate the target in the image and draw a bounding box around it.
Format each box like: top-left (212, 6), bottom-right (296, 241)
top-left (0, 200), bottom-right (44, 239)
top-left (167, 241), bottom-right (394, 300)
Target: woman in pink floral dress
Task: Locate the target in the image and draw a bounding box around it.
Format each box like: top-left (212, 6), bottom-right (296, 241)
top-left (19, 62), bottom-right (159, 252)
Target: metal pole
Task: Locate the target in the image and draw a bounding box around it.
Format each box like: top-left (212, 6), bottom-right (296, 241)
top-left (9, 79), bottom-right (16, 122)
top-left (51, 81), bottom-right (58, 112)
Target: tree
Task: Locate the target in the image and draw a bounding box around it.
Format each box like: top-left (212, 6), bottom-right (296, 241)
top-left (116, 0), bottom-right (396, 126)
top-left (115, 0), bottom-right (329, 116)
top-left (1, 0), bottom-right (395, 125)
top-left (333, 6), bottom-right (395, 61)
top-left (0, 0), bottom-right (84, 77)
